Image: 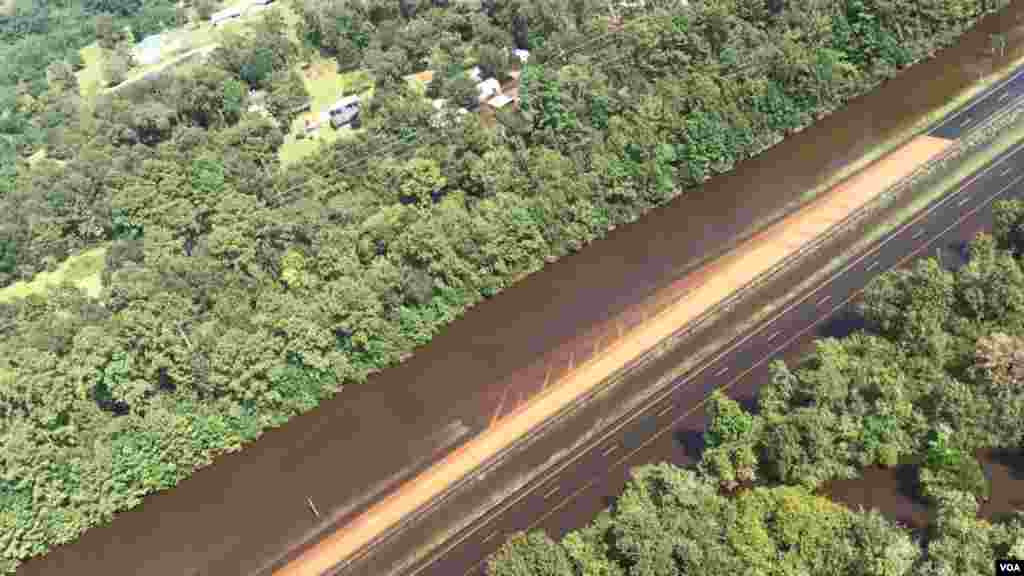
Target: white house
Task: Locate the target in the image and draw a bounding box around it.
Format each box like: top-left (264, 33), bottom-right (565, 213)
top-left (211, 6), bottom-right (242, 26)
top-left (328, 95), bottom-right (361, 128)
top-left (488, 94), bottom-right (514, 109)
top-left (468, 66), bottom-right (483, 82)
top-left (477, 78), bottom-right (501, 101)
top-left (512, 49), bottom-right (529, 63)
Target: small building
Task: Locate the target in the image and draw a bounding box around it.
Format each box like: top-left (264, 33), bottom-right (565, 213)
top-left (211, 6), bottom-right (242, 27)
top-left (488, 94), bottom-right (515, 109)
top-left (468, 66), bottom-right (483, 82)
top-left (250, 0), bottom-right (275, 5)
top-left (405, 70), bottom-right (435, 86)
top-left (328, 95), bottom-right (361, 128)
top-left (477, 78), bottom-right (501, 102)
top-left (512, 49), bottom-right (529, 63)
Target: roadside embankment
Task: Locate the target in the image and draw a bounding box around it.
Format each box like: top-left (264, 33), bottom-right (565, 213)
top-left (273, 137), bottom-right (958, 576)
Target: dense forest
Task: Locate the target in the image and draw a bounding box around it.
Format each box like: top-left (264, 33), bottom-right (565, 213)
top-left (487, 200), bottom-right (1024, 575)
top-left (0, 0), bottom-right (1009, 571)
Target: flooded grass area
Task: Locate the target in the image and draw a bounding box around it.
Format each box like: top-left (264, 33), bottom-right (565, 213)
top-left (822, 448), bottom-right (1024, 531)
top-left (21, 6), bottom-right (1024, 576)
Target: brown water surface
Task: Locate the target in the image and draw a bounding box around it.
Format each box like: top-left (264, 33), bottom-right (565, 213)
top-left (824, 449), bottom-right (1024, 530)
top-left (19, 6), bottom-right (1024, 576)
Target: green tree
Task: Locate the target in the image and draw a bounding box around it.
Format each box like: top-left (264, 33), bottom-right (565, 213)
top-left (487, 531), bottom-right (573, 576)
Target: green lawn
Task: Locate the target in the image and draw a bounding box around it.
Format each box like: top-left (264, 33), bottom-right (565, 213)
top-left (278, 62), bottom-right (372, 165)
top-left (0, 246), bottom-right (107, 303)
top-left (76, 42), bottom-right (105, 97)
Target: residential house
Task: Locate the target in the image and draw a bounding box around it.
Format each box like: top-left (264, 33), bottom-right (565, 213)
top-left (328, 95), bottom-right (361, 128)
top-left (488, 94), bottom-right (515, 109)
top-left (477, 78), bottom-right (501, 102)
top-left (405, 70), bottom-right (435, 87)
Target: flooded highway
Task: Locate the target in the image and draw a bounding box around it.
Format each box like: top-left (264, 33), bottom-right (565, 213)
top-left (18, 5), bottom-right (1024, 576)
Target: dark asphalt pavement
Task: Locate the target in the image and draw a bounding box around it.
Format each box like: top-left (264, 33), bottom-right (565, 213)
top-left (395, 137), bottom-right (1024, 576)
top-left (930, 63), bottom-right (1024, 139)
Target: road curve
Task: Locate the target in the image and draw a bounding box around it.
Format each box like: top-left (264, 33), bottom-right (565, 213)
top-left (398, 137), bottom-right (1024, 576)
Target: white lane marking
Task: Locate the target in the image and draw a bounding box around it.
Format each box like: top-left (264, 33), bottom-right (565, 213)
top-left (413, 142), bottom-right (1024, 576)
top-left (912, 228), bottom-right (925, 239)
top-left (866, 260), bottom-right (880, 272)
top-left (816, 294), bottom-right (832, 307)
top-left (938, 64), bottom-right (1024, 130)
top-left (602, 444), bottom-right (619, 457)
top-left (657, 403), bottom-right (674, 417)
top-left (481, 530), bottom-right (498, 544)
top-left (1000, 92), bottom-right (1011, 102)
top-left (961, 117), bottom-right (973, 127)
top-left (766, 330), bottom-right (782, 342)
top-left (1003, 167), bottom-right (1014, 176)
top-left (959, 196), bottom-right (971, 206)
top-left (714, 366), bottom-right (729, 377)
top-left (542, 484), bottom-right (560, 500)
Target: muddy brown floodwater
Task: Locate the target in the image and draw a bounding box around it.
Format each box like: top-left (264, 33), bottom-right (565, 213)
top-left (823, 449), bottom-right (1024, 532)
top-left (18, 5), bottom-right (1024, 576)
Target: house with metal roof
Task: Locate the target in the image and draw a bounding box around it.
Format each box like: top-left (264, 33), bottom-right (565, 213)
top-left (477, 78), bottom-right (501, 102)
top-left (328, 95), bottom-right (361, 128)
top-left (488, 94), bottom-right (515, 109)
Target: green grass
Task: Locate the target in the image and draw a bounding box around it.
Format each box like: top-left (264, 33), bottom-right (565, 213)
top-left (796, 51), bottom-right (1024, 207)
top-left (77, 42), bottom-right (105, 97)
top-left (278, 63), bottom-right (372, 165)
top-left (0, 246), bottom-right (107, 303)
top-left (27, 149), bottom-right (46, 165)
top-left (862, 113), bottom-right (1024, 247)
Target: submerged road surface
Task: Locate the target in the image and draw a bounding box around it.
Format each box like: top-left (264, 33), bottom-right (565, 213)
top-left (17, 10), bottom-right (1024, 576)
top-left (394, 139), bottom-right (1024, 576)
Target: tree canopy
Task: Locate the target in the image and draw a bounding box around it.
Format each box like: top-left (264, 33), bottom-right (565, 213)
top-left (0, 0), bottom-right (1007, 572)
top-left (489, 201), bottom-right (1024, 576)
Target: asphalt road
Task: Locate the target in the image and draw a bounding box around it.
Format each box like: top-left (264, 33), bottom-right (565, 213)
top-left (930, 61), bottom-right (1024, 139)
top-left (396, 134), bottom-right (1024, 576)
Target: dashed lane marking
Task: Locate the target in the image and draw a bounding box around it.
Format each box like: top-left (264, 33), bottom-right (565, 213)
top-left (542, 485), bottom-right (560, 500)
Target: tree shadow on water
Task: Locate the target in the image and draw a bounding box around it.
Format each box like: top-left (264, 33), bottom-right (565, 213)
top-left (673, 428), bottom-right (706, 461)
top-left (817, 307), bottom-right (865, 340)
top-left (894, 463), bottom-right (928, 507)
top-left (989, 448), bottom-right (1024, 481)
